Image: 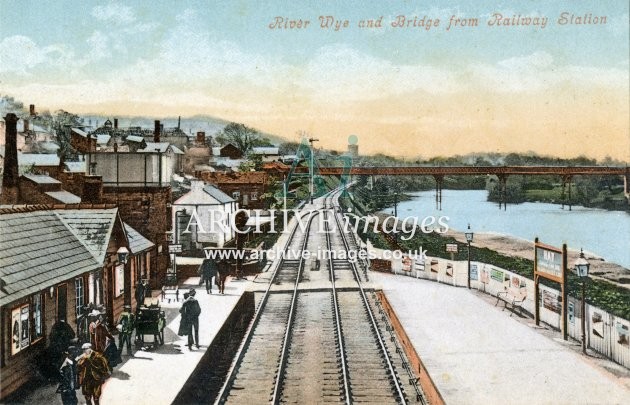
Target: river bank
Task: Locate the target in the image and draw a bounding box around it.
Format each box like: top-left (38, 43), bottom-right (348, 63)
top-left (447, 229), bottom-right (630, 288)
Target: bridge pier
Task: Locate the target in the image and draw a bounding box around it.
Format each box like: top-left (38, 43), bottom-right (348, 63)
top-left (561, 175), bottom-right (573, 211)
top-left (624, 172), bottom-right (630, 204)
top-left (433, 175), bottom-right (443, 210)
top-left (498, 175), bottom-right (507, 210)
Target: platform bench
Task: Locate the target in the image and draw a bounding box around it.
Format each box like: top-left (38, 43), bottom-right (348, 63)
top-left (496, 287), bottom-right (527, 317)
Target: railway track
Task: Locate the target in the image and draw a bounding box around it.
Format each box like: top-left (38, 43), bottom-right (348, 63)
top-left (215, 189), bottom-right (425, 404)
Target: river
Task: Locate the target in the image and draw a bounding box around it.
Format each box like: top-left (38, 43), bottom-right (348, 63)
top-left (394, 190), bottom-right (630, 268)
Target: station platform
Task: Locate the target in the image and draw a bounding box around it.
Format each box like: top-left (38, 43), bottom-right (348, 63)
top-left (100, 275), bottom-right (251, 405)
top-left (17, 274), bottom-right (251, 405)
top-left (371, 271), bottom-right (630, 405)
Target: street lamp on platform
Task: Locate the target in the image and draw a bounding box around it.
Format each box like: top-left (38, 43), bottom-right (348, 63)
top-left (118, 247), bottom-right (130, 306)
top-left (465, 224), bottom-right (474, 289)
top-left (574, 249), bottom-right (590, 355)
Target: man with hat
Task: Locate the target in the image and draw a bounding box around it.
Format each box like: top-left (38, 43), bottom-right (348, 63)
top-left (77, 342), bottom-right (109, 405)
top-left (56, 346), bottom-right (78, 405)
top-left (116, 304), bottom-right (135, 356)
top-left (178, 288), bottom-right (201, 349)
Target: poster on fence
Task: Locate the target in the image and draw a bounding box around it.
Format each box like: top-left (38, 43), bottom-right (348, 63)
top-left (470, 264), bottom-right (478, 281)
top-left (542, 290), bottom-right (561, 314)
top-left (490, 268), bottom-right (504, 282)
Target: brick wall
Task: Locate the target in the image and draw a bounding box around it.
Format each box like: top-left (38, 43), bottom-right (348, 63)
top-left (101, 186), bottom-right (171, 289)
top-left (18, 178), bottom-right (60, 205)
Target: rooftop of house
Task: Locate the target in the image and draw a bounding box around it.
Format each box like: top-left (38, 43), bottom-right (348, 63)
top-left (174, 181), bottom-right (235, 206)
top-left (203, 171), bottom-right (267, 185)
top-left (54, 208), bottom-right (119, 264)
top-left (0, 210), bottom-right (101, 307)
top-left (22, 174), bottom-right (61, 185)
top-left (124, 223), bottom-right (154, 254)
top-left (45, 191), bottom-right (82, 204)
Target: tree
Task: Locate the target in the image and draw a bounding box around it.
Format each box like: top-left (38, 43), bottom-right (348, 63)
top-left (219, 122), bottom-right (259, 154)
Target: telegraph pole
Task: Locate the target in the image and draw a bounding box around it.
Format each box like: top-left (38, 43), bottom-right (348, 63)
top-left (308, 137), bottom-right (318, 204)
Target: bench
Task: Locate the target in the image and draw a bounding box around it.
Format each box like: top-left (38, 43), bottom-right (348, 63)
top-left (496, 287), bottom-right (527, 317)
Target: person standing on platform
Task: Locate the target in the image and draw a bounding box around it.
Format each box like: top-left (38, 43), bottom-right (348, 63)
top-left (56, 348), bottom-right (78, 405)
top-left (77, 343), bottom-right (109, 405)
top-left (178, 288), bottom-right (201, 349)
top-left (89, 313), bottom-right (113, 354)
top-left (199, 258), bottom-right (218, 294)
top-left (217, 259), bottom-right (231, 294)
top-left (116, 305), bottom-right (135, 356)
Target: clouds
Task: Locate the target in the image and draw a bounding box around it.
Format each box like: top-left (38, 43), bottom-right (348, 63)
top-left (91, 3), bottom-right (136, 24)
top-left (0, 35), bottom-right (73, 75)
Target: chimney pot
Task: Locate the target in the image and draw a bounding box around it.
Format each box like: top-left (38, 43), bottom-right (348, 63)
top-left (29, 104), bottom-right (35, 117)
top-left (114, 118), bottom-right (118, 129)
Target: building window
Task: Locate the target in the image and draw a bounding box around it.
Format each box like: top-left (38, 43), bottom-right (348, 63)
top-left (251, 192), bottom-right (258, 200)
top-left (75, 277), bottom-right (84, 318)
top-left (232, 191), bottom-right (240, 200)
top-left (33, 294), bottom-right (43, 339)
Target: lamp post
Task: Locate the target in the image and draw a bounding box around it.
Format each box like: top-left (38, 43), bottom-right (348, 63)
top-left (464, 224), bottom-right (474, 289)
top-left (308, 137), bottom-right (318, 204)
top-left (117, 246), bottom-right (130, 306)
top-left (574, 248), bottom-right (590, 355)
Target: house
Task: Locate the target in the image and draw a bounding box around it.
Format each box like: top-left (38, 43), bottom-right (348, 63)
top-left (0, 208), bottom-right (100, 399)
top-left (199, 171), bottom-right (268, 209)
top-left (262, 161), bottom-right (291, 178)
top-left (0, 148), bottom-right (61, 178)
top-left (0, 205), bottom-right (154, 399)
top-left (251, 147), bottom-right (280, 162)
top-left (172, 181), bottom-right (237, 250)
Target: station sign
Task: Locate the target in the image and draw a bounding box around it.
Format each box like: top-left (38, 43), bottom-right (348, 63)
top-left (446, 243), bottom-right (458, 253)
top-left (168, 244), bottom-right (182, 253)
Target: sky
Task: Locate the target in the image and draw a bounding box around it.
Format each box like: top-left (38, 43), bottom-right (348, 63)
top-left (0, 0), bottom-right (628, 160)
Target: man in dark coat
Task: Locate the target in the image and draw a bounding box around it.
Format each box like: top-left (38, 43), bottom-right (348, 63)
top-left (217, 260), bottom-right (231, 294)
top-left (57, 348), bottom-right (78, 405)
top-left (178, 288), bottom-right (201, 349)
top-left (199, 258), bottom-right (218, 294)
top-left (116, 305), bottom-right (135, 356)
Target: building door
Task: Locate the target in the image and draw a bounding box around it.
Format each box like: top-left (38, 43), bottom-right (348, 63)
top-left (57, 284), bottom-right (67, 321)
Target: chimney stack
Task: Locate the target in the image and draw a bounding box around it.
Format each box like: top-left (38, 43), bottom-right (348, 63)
top-left (154, 120), bottom-right (160, 142)
top-left (177, 116), bottom-right (181, 130)
top-left (1, 113), bottom-right (20, 204)
top-left (114, 118), bottom-right (118, 129)
top-left (196, 131), bottom-right (205, 145)
top-left (23, 118), bottom-right (29, 132)
top-left (29, 104), bottom-right (35, 117)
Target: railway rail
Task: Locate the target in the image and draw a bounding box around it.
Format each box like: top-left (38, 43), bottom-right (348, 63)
top-left (215, 189), bottom-right (425, 404)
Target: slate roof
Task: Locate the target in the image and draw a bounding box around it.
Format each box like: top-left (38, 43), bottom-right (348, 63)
top-left (23, 174), bottom-right (61, 184)
top-left (174, 183), bottom-right (234, 205)
top-left (54, 209), bottom-right (118, 263)
top-left (251, 147), bottom-right (279, 155)
top-left (0, 211), bottom-right (100, 307)
top-left (138, 142), bottom-right (185, 154)
top-left (46, 191), bottom-right (81, 204)
top-left (203, 185), bottom-right (235, 204)
top-left (124, 223), bottom-right (154, 254)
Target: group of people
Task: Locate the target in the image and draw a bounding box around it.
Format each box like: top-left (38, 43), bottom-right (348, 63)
top-left (54, 306), bottom-right (133, 405)
top-left (198, 257), bottom-right (230, 294)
